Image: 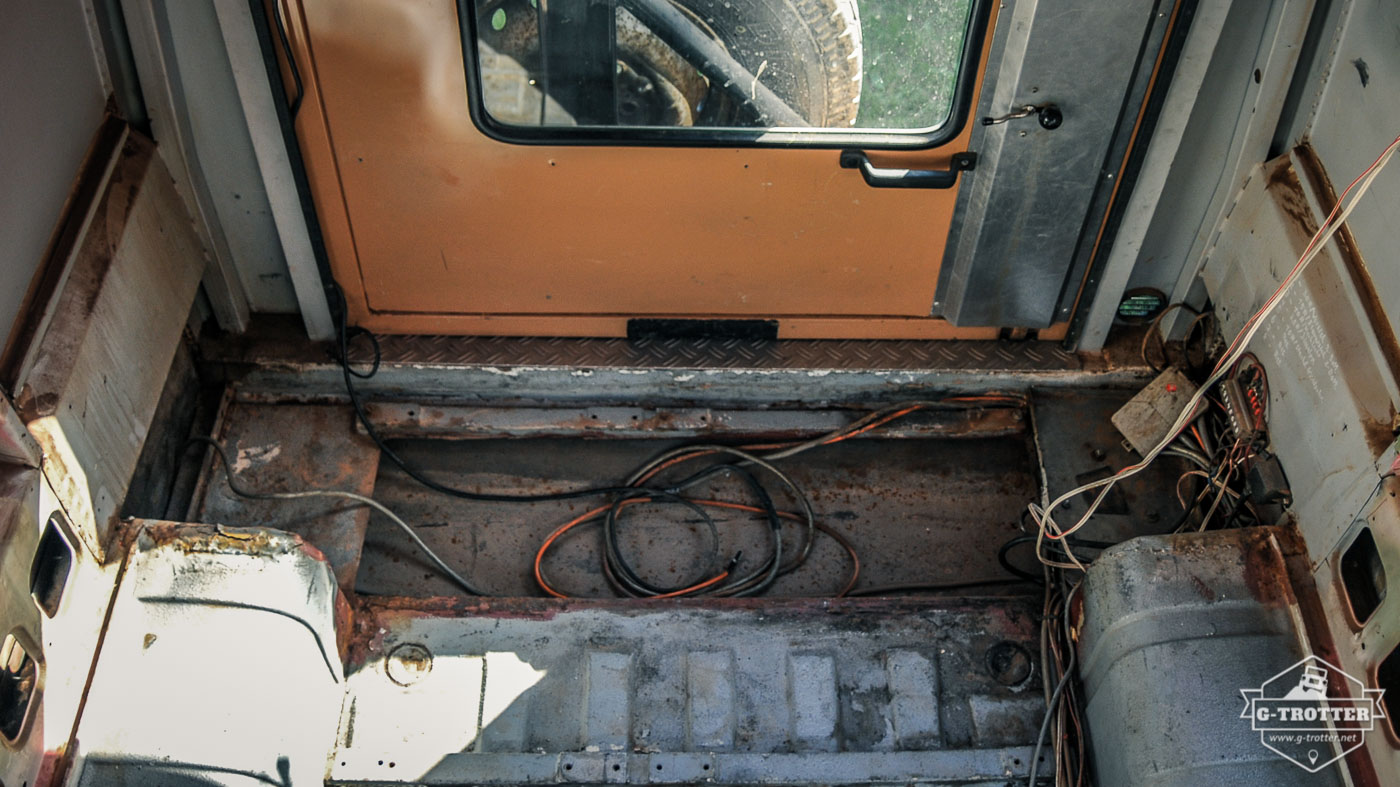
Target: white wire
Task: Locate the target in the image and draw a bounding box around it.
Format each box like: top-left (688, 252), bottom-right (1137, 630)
top-left (195, 437), bottom-right (486, 595)
top-left (1031, 135), bottom-right (1400, 555)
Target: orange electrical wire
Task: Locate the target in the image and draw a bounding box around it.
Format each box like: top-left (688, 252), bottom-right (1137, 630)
top-left (541, 398), bottom-right (1024, 598)
top-left (634, 397), bottom-right (1025, 485)
top-left (1189, 425), bottom-right (1207, 452)
top-left (534, 497), bottom-right (860, 599)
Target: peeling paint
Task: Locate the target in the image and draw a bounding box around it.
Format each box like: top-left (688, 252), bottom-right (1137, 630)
top-left (480, 366), bottom-right (523, 377)
top-left (232, 442), bottom-right (281, 474)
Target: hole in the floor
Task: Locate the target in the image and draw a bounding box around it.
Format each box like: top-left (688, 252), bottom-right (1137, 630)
top-left (702, 763), bottom-right (711, 771)
top-left (1341, 527), bottom-right (1386, 625)
top-left (30, 512), bottom-right (73, 618)
top-left (613, 764), bottom-right (621, 772)
top-left (1378, 643), bottom-right (1400, 737)
top-left (0, 634), bottom-right (37, 742)
top-left (656, 763), bottom-right (663, 771)
top-left (564, 763), bottom-right (572, 771)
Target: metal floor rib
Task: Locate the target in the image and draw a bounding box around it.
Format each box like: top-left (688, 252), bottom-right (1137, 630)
top-left (332, 597), bottom-right (1043, 785)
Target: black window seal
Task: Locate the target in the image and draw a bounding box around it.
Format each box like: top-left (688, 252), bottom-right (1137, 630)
top-left (453, 0), bottom-right (993, 150)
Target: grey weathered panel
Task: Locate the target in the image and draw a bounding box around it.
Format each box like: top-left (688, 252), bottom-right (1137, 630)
top-left (333, 598), bottom-right (1044, 784)
top-left (886, 650), bottom-right (942, 750)
top-left (937, 0), bottom-right (1166, 328)
top-left (0, 0), bottom-right (106, 354)
top-left (686, 651), bottom-right (736, 751)
top-left (788, 652), bottom-right (840, 751)
top-left (585, 651), bottom-right (633, 751)
top-left (1112, 0), bottom-right (1315, 333)
top-left (1302, 0), bottom-right (1400, 346)
top-left (1201, 155), bottom-right (1400, 562)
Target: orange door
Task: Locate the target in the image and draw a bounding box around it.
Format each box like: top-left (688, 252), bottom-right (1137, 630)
top-left (280, 0), bottom-right (1007, 339)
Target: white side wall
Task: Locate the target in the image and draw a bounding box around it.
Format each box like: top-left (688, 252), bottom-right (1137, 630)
top-left (0, 1), bottom-right (109, 357)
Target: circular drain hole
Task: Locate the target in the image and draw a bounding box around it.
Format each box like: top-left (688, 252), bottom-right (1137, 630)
top-left (985, 641), bottom-right (1034, 686)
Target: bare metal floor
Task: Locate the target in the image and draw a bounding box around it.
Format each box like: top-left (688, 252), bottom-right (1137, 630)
top-left (190, 391), bottom-right (1185, 600)
top-left (354, 435), bottom-right (1039, 598)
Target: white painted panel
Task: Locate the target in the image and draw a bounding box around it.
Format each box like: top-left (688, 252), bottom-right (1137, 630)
top-left (0, 1), bottom-right (106, 354)
top-left (1305, 0), bottom-right (1400, 341)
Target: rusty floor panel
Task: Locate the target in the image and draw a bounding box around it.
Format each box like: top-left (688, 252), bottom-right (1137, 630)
top-left (353, 434), bottom-right (1041, 599)
top-left (1032, 388), bottom-right (1195, 545)
top-left (189, 401), bottom-right (380, 589)
top-left (184, 391), bottom-right (1189, 600)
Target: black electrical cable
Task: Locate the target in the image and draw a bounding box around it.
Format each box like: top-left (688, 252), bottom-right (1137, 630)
top-left (603, 462), bottom-right (785, 598)
top-left (270, 0), bottom-right (305, 118)
top-left (332, 297), bottom-right (821, 598)
top-left (998, 535), bottom-right (1114, 583)
top-left (334, 291), bottom-right (660, 504)
top-left (329, 285), bottom-right (1029, 599)
top-left (189, 436), bottom-right (488, 595)
top-left (602, 489), bottom-right (728, 597)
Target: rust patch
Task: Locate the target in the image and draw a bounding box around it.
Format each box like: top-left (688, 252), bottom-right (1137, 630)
top-left (1294, 143), bottom-right (1400, 393)
top-left (1189, 574), bottom-right (1217, 602)
top-left (138, 521), bottom-right (306, 557)
top-left (1265, 159), bottom-right (1318, 242)
top-left (346, 593), bottom-right (1038, 669)
top-left (12, 388), bottom-right (59, 422)
top-left (32, 748), bottom-right (66, 787)
top-left (351, 593), bottom-right (1023, 624)
top-left (1359, 401), bottom-right (1400, 459)
top-left (1272, 524), bottom-right (1384, 787)
top-left (333, 587), bottom-right (356, 667)
top-left (0, 116), bottom-right (129, 388)
top-left (1237, 529), bottom-right (1294, 607)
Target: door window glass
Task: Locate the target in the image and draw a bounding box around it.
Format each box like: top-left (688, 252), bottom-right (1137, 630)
top-left (464, 0), bottom-right (980, 144)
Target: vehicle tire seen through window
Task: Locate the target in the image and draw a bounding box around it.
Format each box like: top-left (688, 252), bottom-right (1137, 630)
top-left (475, 0), bottom-right (863, 128)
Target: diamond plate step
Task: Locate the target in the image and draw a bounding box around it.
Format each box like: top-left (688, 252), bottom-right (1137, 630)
top-left (355, 335), bottom-right (1081, 372)
top-left (208, 320), bottom-right (1148, 404)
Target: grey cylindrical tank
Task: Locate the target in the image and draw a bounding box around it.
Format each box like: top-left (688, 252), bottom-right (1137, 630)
top-left (1077, 528), bottom-right (1346, 785)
